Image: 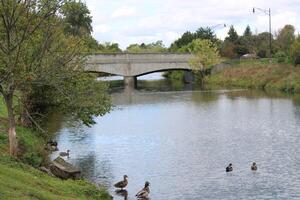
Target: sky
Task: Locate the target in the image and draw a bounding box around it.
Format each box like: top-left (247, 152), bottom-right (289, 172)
top-left (85, 0), bottom-right (300, 49)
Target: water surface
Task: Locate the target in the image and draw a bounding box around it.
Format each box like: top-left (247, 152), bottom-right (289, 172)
top-left (50, 89), bottom-right (300, 200)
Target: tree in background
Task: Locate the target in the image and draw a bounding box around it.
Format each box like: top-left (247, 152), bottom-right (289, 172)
top-left (126, 41), bottom-right (167, 53)
top-left (170, 27), bottom-right (217, 51)
top-left (225, 26), bottom-right (239, 43)
top-left (98, 42), bottom-right (122, 53)
top-left (243, 25), bottom-right (252, 37)
top-left (276, 25), bottom-right (295, 53)
top-left (170, 31), bottom-right (195, 50)
top-left (61, 0), bottom-right (93, 36)
top-left (221, 26), bottom-right (240, 58)
top-left (254, 32), bottom-right (274, 58)
top-left (194, 27), bottom-right (217, 43)
top-left (291, 36), bottom-right (300, 66)
top-left (186, 39), bottom-right (221, 84)
top-left (233, 26), bottom-right (255, 56)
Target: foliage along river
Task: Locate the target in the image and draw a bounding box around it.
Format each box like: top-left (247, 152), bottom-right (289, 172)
top-left (50, 73), bottom-right (300, 200)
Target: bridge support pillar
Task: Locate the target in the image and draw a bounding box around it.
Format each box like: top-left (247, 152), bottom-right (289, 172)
top-left (124, 76), bottom-right (137, 89)
top-left (184, 70), bottom-right (194, 83)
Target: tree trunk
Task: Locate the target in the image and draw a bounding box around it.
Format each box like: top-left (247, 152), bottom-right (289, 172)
top-left (200, 71), bottom-right (205, 89)
top-left (4, 92), bottom-right (18, 156)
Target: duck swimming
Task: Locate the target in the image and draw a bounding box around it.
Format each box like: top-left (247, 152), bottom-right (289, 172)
top-left (136, 181), bottom-right (150, 199)
top-left (251, 162), bottom-right (257, 171)
top-left (59, 150), bottom-right (70, 158)
top-left (226, 163), bottom-right (233, 172)
top-left (114, 175), bottom-right (128, 190)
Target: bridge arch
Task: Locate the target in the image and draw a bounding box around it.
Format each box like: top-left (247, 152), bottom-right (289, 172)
top-left (85, 53), bottom-right (196, 88)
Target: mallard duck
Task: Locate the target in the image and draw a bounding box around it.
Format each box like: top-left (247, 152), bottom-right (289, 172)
top-left (136, 181), bottom-right (150, 199)
top-left (115, 189), bottom-right (128, 200)
top-left (226, 163), bottom-right (233, 172)
top-left (45, 140), bottom-right (58, 151)
top-left (59, 150), bottom-right (70, 158)
top-left (251, 162), bottom-right (257, 171)
top-left (114, 175), bottom-right (128, 190)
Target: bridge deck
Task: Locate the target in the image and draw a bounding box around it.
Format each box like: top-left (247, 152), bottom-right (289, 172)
top-left (85, 53), bottom-right (194, 76)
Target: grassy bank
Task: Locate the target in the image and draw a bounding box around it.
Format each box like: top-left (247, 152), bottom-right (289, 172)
top-left (0, 97), bottom-right (111, 200)
top-left (205, 60), bottom-right (300, 93)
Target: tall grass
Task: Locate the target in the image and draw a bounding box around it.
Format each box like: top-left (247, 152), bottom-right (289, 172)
top-left (206, 61), bottom-right (300, 93)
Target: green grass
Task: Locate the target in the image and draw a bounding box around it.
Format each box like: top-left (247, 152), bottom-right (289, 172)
top-left (0, 157), bottom-right (111, 200)
top-left (0, 96), bottom-right (111, 200)
top-left (206, 60), bottom-right (300, 93)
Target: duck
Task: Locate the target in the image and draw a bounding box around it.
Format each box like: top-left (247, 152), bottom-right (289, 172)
top-left (226, 163), bottom-right (233, 172)
top-left (251, 162), bottom-right (257, 171)
top-left (136, 181), bottom-right (150, 199)
top-left (45, 140), bottom-right (58, 151)
top-left (59, 150), bottom-right (70, 158)
top-left (114, 175), bottom-right (128, 190)
top-left (115, 189), bottom-right (128, 200)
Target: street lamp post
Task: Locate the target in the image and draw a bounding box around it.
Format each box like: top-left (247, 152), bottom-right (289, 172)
top-left (209, 23), bottom-right (227, 31)
top-left (253, 7), bottom-right (272, 60)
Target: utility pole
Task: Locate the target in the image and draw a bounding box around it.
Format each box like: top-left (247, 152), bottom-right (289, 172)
top-left (253, 7), bottom-right (272, 61)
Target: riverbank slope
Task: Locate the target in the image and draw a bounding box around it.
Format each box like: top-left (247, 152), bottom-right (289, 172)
top-left (0, 97), bottom-right (111, 200)
top-left (206, 60), bottom-right (300, 93)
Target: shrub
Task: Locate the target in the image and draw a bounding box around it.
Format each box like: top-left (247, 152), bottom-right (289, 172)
top-left (257, 49), bottom-right (267, 58)
top-left (21, 152), bottom-right (43, 167)
top-left (274, 51), bottom-right (287, 63)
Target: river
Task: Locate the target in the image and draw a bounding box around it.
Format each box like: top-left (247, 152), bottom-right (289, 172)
top-left (50, 73), bottom-right (300, 200)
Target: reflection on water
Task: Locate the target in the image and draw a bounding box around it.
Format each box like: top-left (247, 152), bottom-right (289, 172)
top-left (50, 88), bottom-right (300, 200)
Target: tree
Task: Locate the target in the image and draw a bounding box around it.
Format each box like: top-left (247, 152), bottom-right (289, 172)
top-left (61, 0), bottom-right (93, 36)
top-left (220, 41), bottom-right (237, 58)
top-left (254, 32), bottom-right (274, 58)
top-left (185, 39), bottom-right (221, 84)
top-left (243, 25), bottom-right (252, 37)
top-left (170, 31), bottom-right (195, 50)
top-left (225, 26), bottom-right (239, 43)
top-left (291, 37), bottom-right (300, 66)
top-left (0, 0), bottom-right (110, 156)
top-left (194, 27), bottom-right (217, 43)
top-left (126, 41), bottom-right (167, 53)
top-left (98, 42), bottom-right (122, 53)
top-left (170, 27), bottom-right (217, 51)
top-left (276, 24), bottom-right (295, 55)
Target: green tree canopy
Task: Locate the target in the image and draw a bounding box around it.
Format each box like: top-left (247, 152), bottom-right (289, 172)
top-left (186, 39), bottom-right (221, 70)
top-left (61, 0), bottom-right (93, 36)
top-left (126, 41), bottom-right (167, 53)
top-left (254, 32), bottom-right (274, 58)
top-left (98, 42), bottom-right (122, 53)
top-left (0, 0), bottom-right (111, 156)
top-left (194, 27), bottom-right (217, 43)
top-left (276, 24), bottom-right (295, 54)
top-left (182, 39), bottom-right (220, 84)
top-left (243, 25), bottom-right (252, 37)
top-left (170, 27), bottom-right (217, 51)
top-left (225, 25), bottom-right (239, 43)
top-left (291, 36), bottom-right (300, 65)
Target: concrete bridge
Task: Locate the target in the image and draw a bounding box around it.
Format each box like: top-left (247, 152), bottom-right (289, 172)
top-left (85, 53), bottom-right (194, 88)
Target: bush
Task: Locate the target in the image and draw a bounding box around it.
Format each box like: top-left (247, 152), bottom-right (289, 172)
top-left (21, 152), bottom-right (43, 167)
top-left (257, 49), bottom-right (267, 58)
top-left (274, 51), bottom-right (287, 63)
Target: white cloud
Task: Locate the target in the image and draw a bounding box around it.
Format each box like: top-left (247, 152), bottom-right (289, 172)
top-left (85, 0), bottom-right (300, 49)
top-left (94, 24), bottom-right (110, 33)
top-left (111, 6), bottom-right (137, 19)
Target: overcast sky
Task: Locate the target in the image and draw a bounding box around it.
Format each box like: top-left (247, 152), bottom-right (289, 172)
top-left (85, 0), bottom-right (300, 49)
